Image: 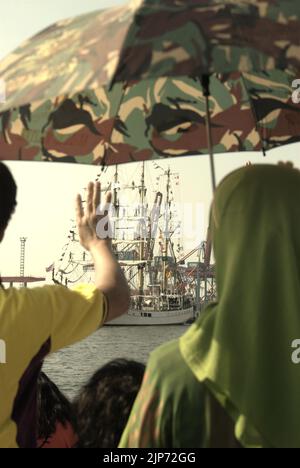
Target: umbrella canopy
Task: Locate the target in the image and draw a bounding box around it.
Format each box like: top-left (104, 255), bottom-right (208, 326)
top-left (1, 0), bottom-right (299, 111)
top-left (0, 69), bottom-right (299, 164)
top-left (112, 0), bottom-right (300, 83)
top-left (0, 0), bottom-right (299, 166)
top-left (0, 1), bottom-right (134, 111)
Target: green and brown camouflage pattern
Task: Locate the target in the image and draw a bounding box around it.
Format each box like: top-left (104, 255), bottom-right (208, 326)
top-left (1, 70), bottom-right (299, 165)
top-left (1, 0), bottom-right (300, 112)
top-left (113, 0), bottom-right (300, 83)
top-left (0, 1), bottom-right (136, 110)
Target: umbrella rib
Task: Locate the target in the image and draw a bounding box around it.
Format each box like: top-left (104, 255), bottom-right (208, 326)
top-left (201, 74), bottom-right (217, 192)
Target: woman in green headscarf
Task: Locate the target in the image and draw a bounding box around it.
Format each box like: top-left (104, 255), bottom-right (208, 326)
top-left (119, 164), bottom-right (300, 449)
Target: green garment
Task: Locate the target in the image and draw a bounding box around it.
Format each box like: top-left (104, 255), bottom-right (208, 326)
top-left (118, 339), bottom-right (209, 448)
top-left (180, 164), bottom-right (300, 448)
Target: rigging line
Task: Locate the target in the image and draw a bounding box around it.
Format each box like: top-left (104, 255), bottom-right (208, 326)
top-left (125, 162), bottom-right (140, 189)
top-left (66, 271), bottom-right (86, 284)
top-left (125, 266), bottom-right (136, 276)
top-left (56, 239), bottom-right (71, 271)
top-left (59, 262), bottom-right (80, 276)
top-left (72, 260), bottom-right (93, 266)
top-left (175, 173), bottom-right (183, 250)
top-left (118, 243), bottom-right (136, 253)
top-left (127, 270), bottom-right (140, 283)
top-left (96, 165), bottom-right (108, 182)
top-left (147, 162), bottom-right (156, 195)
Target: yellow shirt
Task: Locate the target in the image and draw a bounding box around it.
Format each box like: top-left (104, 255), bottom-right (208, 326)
top-left (0, 284), bottom-right (107, 448)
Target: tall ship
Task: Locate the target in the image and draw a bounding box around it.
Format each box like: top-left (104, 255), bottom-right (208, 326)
top-left (50, 163), bottom-right (195, 325)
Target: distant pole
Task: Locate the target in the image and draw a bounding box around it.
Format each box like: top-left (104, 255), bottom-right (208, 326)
top-left (20, 237), bottom-right (27, 287)
top-left (138, 161), bottom-right (146, 305)
top-left (162, 167), bottom-right (171, 294)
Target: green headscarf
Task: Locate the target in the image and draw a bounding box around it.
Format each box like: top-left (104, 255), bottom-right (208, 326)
top-left (180, 164), bottom-right (300, 448)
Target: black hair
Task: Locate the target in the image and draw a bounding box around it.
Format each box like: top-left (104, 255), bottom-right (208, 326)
top-left (73, 359), bottom-right (145, 448)
top-left (37, 372), bottom-right (75, 445)
top-left (0, 162), bottom-right (17, 230)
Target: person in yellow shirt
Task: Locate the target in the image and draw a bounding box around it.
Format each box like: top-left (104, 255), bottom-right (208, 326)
top-left (0, 162), bottom-right (130, 448)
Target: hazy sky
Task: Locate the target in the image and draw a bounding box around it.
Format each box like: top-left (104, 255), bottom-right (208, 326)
top-left (0, 1), bottom-right (300, 283)
top-left (0, 0), bottom-right (126, 60)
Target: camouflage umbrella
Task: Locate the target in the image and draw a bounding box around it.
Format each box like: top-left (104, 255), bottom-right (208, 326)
top-left (109, 0), bottom-right (300, 189)
top-left (111, 0), bottom-right (300, 82)
top-left (2, 0), bottom-right (300, 106)
top-left (0, 0), bottom-right (300, 188)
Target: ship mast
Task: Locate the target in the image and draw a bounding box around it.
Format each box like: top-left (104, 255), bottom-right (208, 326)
top-left (111, 164), bottom-right (121, 246)
top-left (148, 191), bottom-right (163, 294)
top-left (138, 162), bottom-right (146, 302)
top-left (113, 165), bottom-right (119, 220)
top-left (162, 168), bottom-right (171, 294)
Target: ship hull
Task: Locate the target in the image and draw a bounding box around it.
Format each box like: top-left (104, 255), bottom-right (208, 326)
top-left (107, 306), bottom-right (194, 326)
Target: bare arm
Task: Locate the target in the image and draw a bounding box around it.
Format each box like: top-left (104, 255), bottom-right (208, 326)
top-left (76, 182), bottom-right (130, 322)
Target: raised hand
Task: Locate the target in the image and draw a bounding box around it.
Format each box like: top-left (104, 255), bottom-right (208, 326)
top-left (76, 182), bottom-right (112, 251)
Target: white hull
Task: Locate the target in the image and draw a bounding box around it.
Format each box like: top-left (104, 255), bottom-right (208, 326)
top-left (107, 307), bottom-right (194, 326)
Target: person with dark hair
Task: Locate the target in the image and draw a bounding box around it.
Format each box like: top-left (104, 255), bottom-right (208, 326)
top-left (74, 359), bottom-right (145, 448)
top-left (37, 372), bottom-right (77, 449)
top-left (0, 162), bottom-right (17, 234)
top-left (0, 161), bottom-right (130, 448)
